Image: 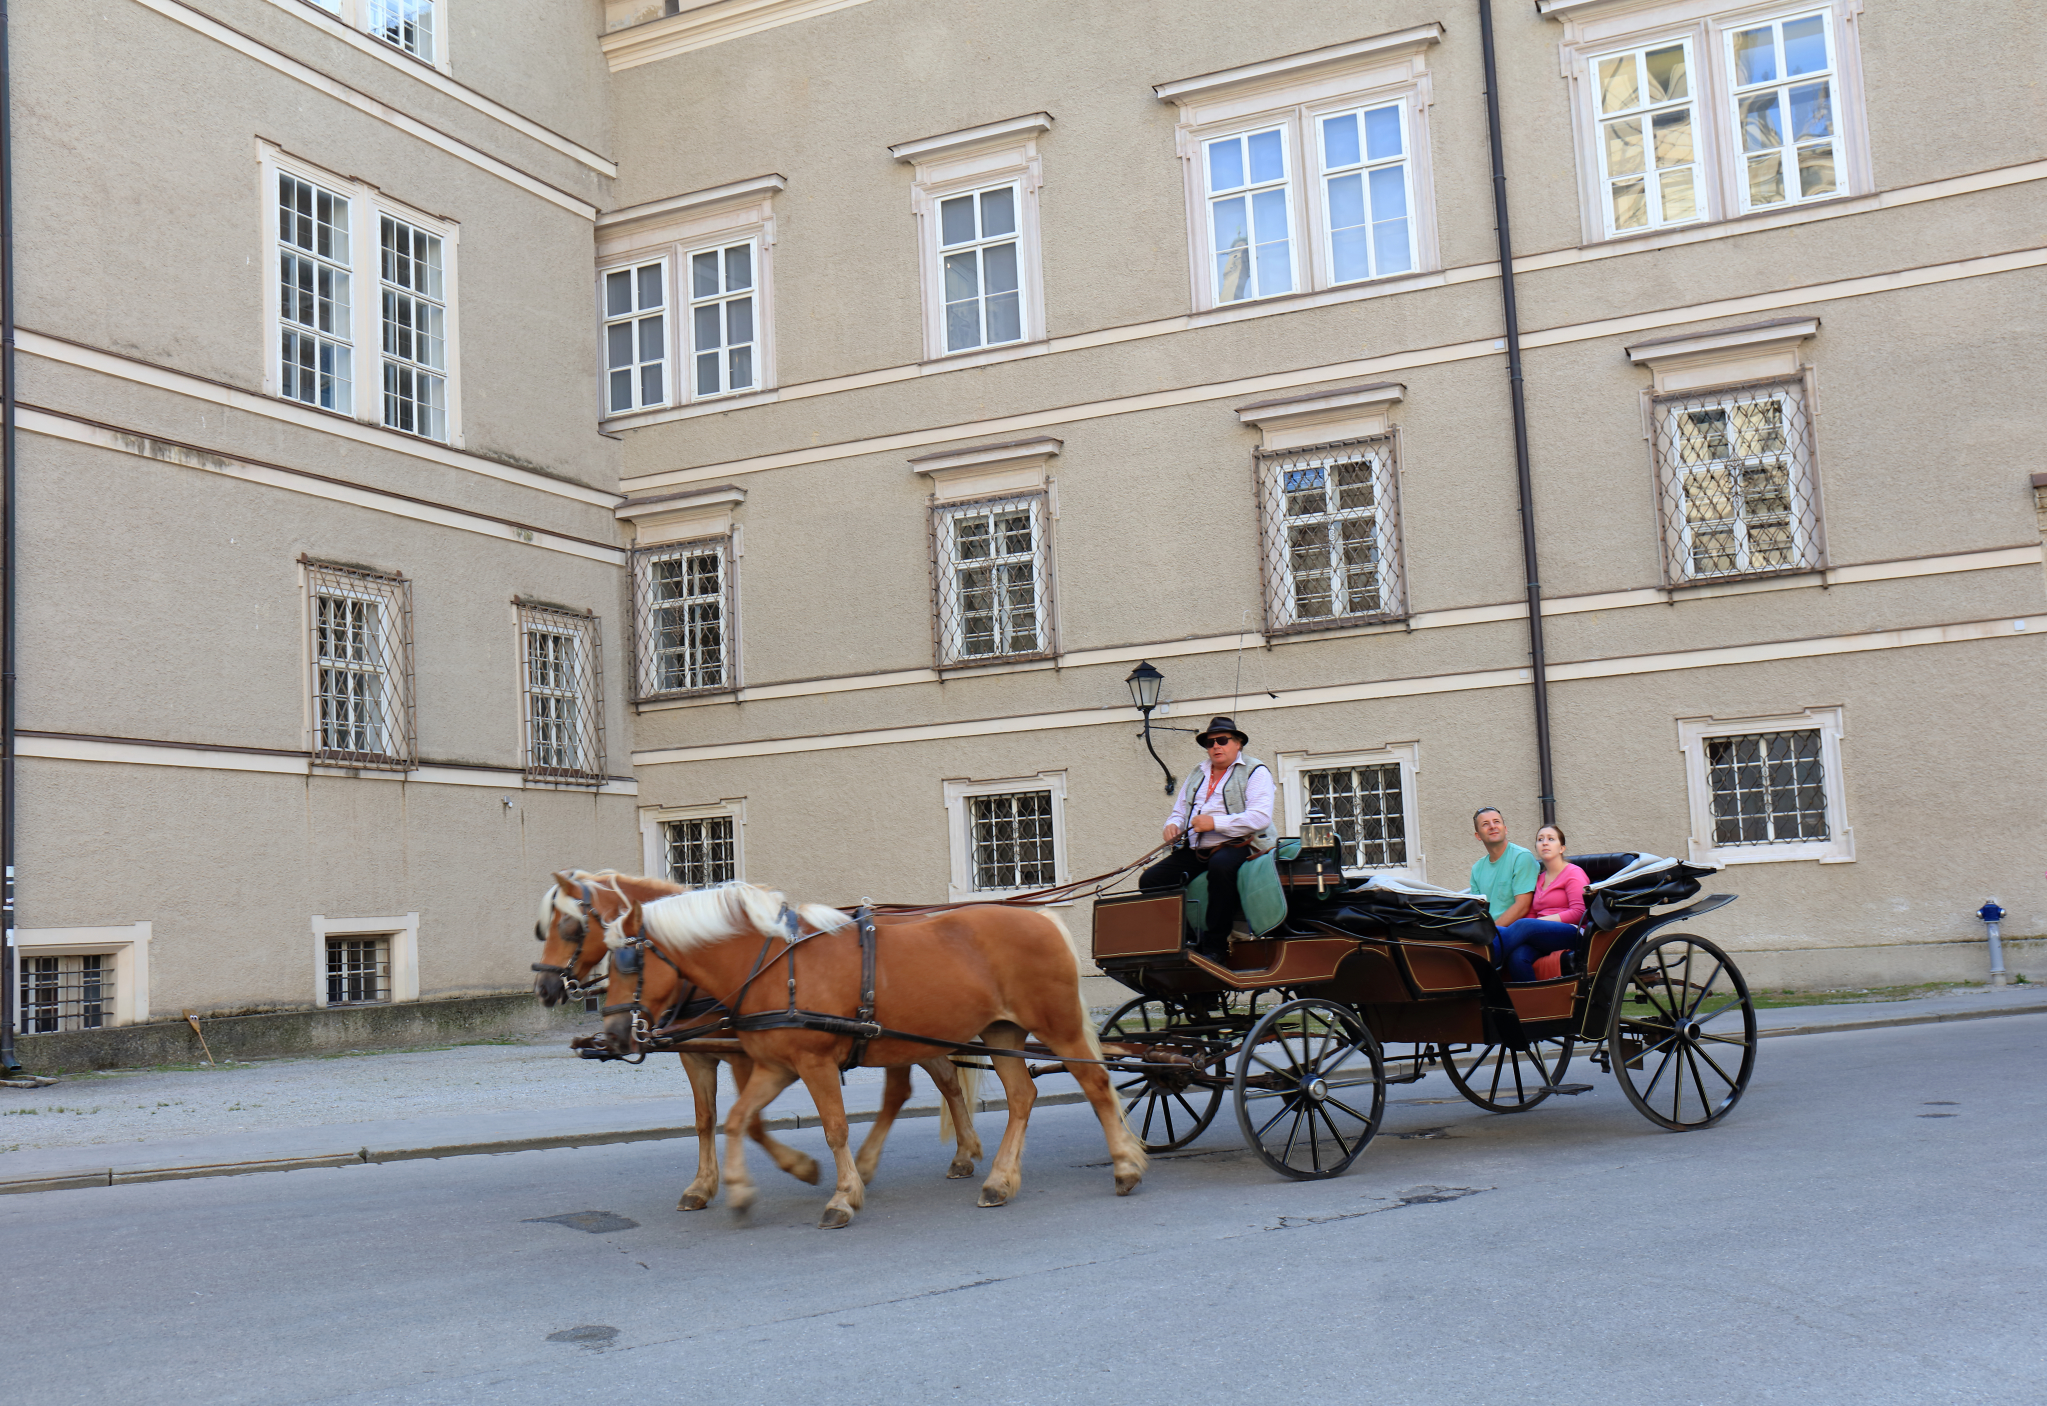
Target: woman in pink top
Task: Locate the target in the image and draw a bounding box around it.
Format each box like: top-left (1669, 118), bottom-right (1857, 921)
top-left (1494, 824), bottom-right (1589, 981)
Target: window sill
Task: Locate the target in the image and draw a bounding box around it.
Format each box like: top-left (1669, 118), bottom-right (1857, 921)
top-left (937, 652), bottom-right (1059, 678)
top-left (1584, 192), bottom-right (1865, 252)
top-left (634, 689), bottom-right (741, 710)
top-left (1688, 836), bottom-right (1855, 867)
top-left (920, 339), bottom-right (1047, 371)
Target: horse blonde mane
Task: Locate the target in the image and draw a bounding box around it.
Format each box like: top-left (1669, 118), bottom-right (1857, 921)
top-left (633, 882), bottom-right (852, 953)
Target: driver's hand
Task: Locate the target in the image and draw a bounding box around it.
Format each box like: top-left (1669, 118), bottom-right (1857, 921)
top-left (1163, 825), bottom-right (1182, 844)
top-left (1191, 814), bottom-right (1218, 833)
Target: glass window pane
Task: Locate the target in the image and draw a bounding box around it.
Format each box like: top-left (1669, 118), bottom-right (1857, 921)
top-left (1783, 15), bottom-right (1828, 75)
top-left (726, 296), bottom-right (753, 345)
top-left (606, 322), bottom-right (632, 369)
top-left (1747, 152), bottom-right (1785, 205)
top-left (1797, 142), bottom-right (1836, 197)
top-left (1372, 214), bottom-right (1411, 275)
top-left (692, 251), bottom-right (719, 298)
top-left (1330, 225), bottom-right (1369, 284)
top-left (979, 186), bottom-right (1015, 238)
top-left (985, 290), bottom-right (1021, 345)
top-left (696, 350), bottom-right (719, 396)
top-left (609, 368), bottom-right (631, 413)
top-left (606, 270), bottom-right (632, 317)
top-left (982, 241), bottom-right (1018, 295)
top-left (1367, 166), bottom-right (1406, 221)
top-left (944, 250), bottom-right (979, 303)
top-left (1740, 93), bottom-right (1783, 152)
top-left (1597, 54), bottom-right (1639, 114)
top-left (1789, 81), bottom-right (1832, 140)
top-left (637, 264), bottom-right (662, 310)
top-left (1733, 26), bottom-right (1777, 86)
top-left (1207, 136), bottom-right (1245, 192)
top-left (1652, 109), bottom-right (1693, 168)
top-left (1658, 168), bottom-right (1698, 222)
top-left (1644, 44), bottom-right (1688, 102)
top-left (1251, 187), bottom-right (1288, 243)
top-left (1363, 106), bottom-right (1402, 161)
top-left (637, 314), bottom-right (663, 362)
top-left (641, 363), bottom-right (663, 404)
top-left (723, 244), bottom-right (751, 291)
top-left (1611, 177), bottom-right (1647, 229)
top-left (728, 345), bottom-right (752, 390)
top-left (1247, 129), bottom-right (1284, 183)
top-left (1604, 117), bottom-right (1645, 176)
top-left (1254, 232), bottom-right (1291, 296)
top-left (940, 195), bottom-right (975, 246)
top-left (693, 303), bottom-right (720, 352)
top-left (1322, 113), bottom-right (1359, 169)
top-left (1327, 172), bottom-right (1366, 233)
top-left (946, 300), bottom-right (980, 352)
top-left (1212, 195), bottom-right (1249, 258)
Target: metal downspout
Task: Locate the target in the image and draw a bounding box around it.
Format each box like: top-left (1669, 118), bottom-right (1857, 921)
top-left (1, 0), bottom-right (20, 1075)
top-left (1478, 0), bottom-right (1557, 828)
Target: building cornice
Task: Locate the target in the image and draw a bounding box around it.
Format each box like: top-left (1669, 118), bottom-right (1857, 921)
top-left (1153, 24), bottom-right (1444, 105)
top-left (598, 175), bottom-right (787, 232)
top-left (602, 0), bottom-right (877, 72)
top-left (890, 114), bottom-right (1054, 165)
top-left (1625, 317), bottom-right (1820, 365)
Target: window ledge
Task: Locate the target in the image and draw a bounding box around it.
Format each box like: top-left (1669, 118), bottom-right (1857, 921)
top-left (1153, 24), bottom-right (1443, 105)
top-left (1627, 317), bottom-right (1820, 366)
top-left (890, 113), bottom-right (1053, 165)
top-left (635, 690), bottom-right (741, 711)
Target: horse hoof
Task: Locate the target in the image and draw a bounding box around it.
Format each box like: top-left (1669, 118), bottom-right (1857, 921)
top-left (977, 1189), bottom-right (1010, 1208)
top-left (947, 1158), bottom-right (976, 1179)
top-left (791, 1155), bottom-right (822, 1186)
top-left (677, 1194), bottom-right (709, 1211)
top-left (1114, 1173), bottom-right (1142, 1197)
top-left (818, 1207), bottom-right (854, 1229)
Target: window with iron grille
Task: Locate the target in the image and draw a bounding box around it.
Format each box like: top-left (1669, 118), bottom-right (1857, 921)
top-left (518, 604), bottom-right (604, 784)
top-left (380, 215), bottom-right (447, 440)
top-left (1654, 380), bottom-right (1820, 584)
top-left (969, 791), bottom-right (1056, 892)
top-left (664, 816), bottom-right (738, 886)
top-left (306, 561), bottom-right (413, 769)
top-left (1303, 764), bottom-right (1407, 869)
top-left (630, 537), bottom-right (732, 700)
top-left (24, 955), bottom-right (113, 1034)
top-left (1257, 436), bottom-right (1404, 633)
top-left (933, 494), bottom-right (1051, 666)
top-left (1706, 729), bottom-right (1829, 846)
top-left (326, 936), bottom-right (390, 1005)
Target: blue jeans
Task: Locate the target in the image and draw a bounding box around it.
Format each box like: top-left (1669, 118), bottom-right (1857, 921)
top-left (1495, 918), bottom-right (1581, 982)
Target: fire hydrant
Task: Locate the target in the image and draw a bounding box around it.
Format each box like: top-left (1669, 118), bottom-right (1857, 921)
top-left (1977, 900), bottom-right (2008, 986)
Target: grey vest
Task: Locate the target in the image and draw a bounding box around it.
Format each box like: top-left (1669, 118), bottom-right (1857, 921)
top-left (1179, 756), bottom-right (1277, 851)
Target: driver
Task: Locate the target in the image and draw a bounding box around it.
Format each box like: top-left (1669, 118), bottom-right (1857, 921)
top-left (1140, 716), bottom-right (1275, 961)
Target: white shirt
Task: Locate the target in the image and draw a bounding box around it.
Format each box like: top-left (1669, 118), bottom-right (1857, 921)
top-left (1165, 760), bottom-right (1275, 850)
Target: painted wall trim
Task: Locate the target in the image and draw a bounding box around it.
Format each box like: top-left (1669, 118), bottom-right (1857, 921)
top-left (602, 0), bottom-right (877, 71)
top-left (598, 174), bottom-right (787, 231)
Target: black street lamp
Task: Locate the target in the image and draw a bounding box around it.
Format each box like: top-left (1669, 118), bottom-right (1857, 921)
top-left (1124, 661), bottom-right (1178, 795)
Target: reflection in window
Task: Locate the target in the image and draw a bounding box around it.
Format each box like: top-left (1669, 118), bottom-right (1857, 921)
top-left (1593, 40), bottom-right (1700, 233)
top-left (1207, 128), bottom-right (1291, 302)
top-left (1321, 105), bottom-right (1411, 282)
top-left (1730, 13), bottom-right (1837, 208)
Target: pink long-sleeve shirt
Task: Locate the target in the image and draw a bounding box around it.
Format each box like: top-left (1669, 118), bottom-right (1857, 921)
top-left (1532, 863), bottom-right (1589, 926)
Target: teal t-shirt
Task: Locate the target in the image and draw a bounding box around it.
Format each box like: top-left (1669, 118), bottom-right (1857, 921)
top-left (1470, 844), bottom-right (1539, 919)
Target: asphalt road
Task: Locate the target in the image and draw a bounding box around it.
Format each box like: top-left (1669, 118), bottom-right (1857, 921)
top-left (8, 1015), bottom-right (2043, 1406)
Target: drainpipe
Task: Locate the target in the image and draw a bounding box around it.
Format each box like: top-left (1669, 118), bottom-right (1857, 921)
top-left (1, 0), bottom-right (20, 1075)
top-left (1477, 0), bottom-right (1557, 828)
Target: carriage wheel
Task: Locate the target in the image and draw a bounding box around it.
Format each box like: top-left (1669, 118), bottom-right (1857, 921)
top-left (1442, 1036), bottom-right (1575, 1113)
top-left (1605, 931), bottom-right (1757, 1130)
top-left (1232, 998), bottom-right (1385, 1180)
top-left (1098, 997), bottom-right (1225, 1152)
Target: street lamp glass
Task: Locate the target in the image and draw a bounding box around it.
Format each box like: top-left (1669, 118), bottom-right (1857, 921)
top-left (1125, 661), bottom-right (1163, 711)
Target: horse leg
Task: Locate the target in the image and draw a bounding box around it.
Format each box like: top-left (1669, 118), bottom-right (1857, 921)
top-left (852, 1066), bottom-right (913, 1185)
top-left (791, 1055), bottom-right (864, 1229)
top-left (977, 1022), bottom-right (1036, 1208)
top-left (922, 1057), bottom-right (982, 1178)
top-left (1033, 1032), bottom-right (1148, 1198)
top-left (735, 1054), bottom-right (821, 1185)
top-left (720, 1061), bottom-right (798, 1218)
top-left (675, 1052), bottom-right (723, 1211)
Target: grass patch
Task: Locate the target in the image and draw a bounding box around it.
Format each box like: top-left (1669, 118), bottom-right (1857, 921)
top-left (1745, 981), bottom-right (2000, 1010)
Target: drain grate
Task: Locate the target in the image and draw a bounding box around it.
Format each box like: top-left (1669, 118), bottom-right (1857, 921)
top-left (526, 1211), bottom-right (640, 1234)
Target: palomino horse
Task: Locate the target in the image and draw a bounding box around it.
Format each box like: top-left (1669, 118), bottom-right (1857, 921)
top-left (532, 871), bottom-right (825, 1209)
top-left (570, 878), bottom-right (1147, 1229)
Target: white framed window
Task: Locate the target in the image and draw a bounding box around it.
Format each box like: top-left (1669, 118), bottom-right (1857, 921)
top-left (312, 1), bottom-right (443, 67)
top-left (892, 114), bottom-right (1048, 361)
top-left (1157, 29), bottom-right (1442, 312)
top-left (640, 799), bottom-right (745, 885)
top-left (604, 261), bottom-right (667, 414)
top-left (1276, 744), bottom-right (1423, 880)
top-left (686, 239), bottom-right (759, 398)
top-left (1653, 378), bottom-right (1821, 584)
top-left (943, 771), bottom-right (1068, 902)
top-left (11, 924), bottom-right (150, 1032)
top-left (311, 913), bottom-right (420, 1007)
top-left (517, 603), bottom-right (605, 784)
top-left (1677, 707), bottom-right (1852, 865)
top-left (305, 559), bottom-right (413, 770)
top-left (630, 535), bottom-right (734, 699)
top-left (932, 494), bottom-right (1053, 666)
top-left (1257, 432), bottom-right (1405, 632)
top-left (264, 147), bottom-right (461, 442)
top-left (1555, 3), bottom-right (1867, 242)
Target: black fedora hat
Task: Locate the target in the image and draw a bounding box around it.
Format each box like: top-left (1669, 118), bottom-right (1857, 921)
top-left (1194, 716), bottom-right (1249, 747)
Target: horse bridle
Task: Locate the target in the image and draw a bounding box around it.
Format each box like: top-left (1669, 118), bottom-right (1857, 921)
top-left (531, 875), bottom-right (611, 1000)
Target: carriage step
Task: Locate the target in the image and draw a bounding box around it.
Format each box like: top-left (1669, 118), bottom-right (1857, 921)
top-left (1540, 1083), bottom-right (1595, 1095)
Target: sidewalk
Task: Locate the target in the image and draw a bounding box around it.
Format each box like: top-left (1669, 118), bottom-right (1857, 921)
top-left (4, 981), bottom-right (2040, 1195)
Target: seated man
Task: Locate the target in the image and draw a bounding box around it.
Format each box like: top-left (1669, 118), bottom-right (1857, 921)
top-left (1468, 806), bottom-right (1538, 948)
top-left (1140, 716), bottom-right (1275, 960)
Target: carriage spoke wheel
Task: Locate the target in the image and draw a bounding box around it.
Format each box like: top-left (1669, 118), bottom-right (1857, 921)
top-left (1442, 1036), bottom-right (1575, 1112)
top-left (1098, 997), bottom-right (1225, 1152)
top-left (1233, 998), bottom-right (1385, 1180)
top-left (1605, 931), bottom-right (1757, 1130)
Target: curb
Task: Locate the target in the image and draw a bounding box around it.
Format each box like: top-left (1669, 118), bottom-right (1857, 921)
top-left (7, 1003), bottom-right (2043, 1197)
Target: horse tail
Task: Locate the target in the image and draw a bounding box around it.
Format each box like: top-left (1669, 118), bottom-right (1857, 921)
top-left (1036, 909), bottom-right (1105, 1063)
top-left (937, 1061), bottom-right (981, 1143)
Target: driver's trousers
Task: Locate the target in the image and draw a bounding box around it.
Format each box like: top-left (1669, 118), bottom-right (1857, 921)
top-left (1140, 842), bottom-right (1252, 956)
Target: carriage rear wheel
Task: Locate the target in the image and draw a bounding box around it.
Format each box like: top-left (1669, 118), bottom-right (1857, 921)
top-left (1605, 931), bottom-right (1757, 1130)
top-left (1232, 998), bottom-right (1385, 1180)
top-left (1098, 997), bottom-right (1226, 1152)
top-left (1442, 1036), bottom-right (1575, 1113)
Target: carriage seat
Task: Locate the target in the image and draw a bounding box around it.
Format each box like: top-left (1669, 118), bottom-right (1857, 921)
top-left (1521, 853), bottom-right (1638, 982)
top-left (1569, 853), bottom-right (1639, 886)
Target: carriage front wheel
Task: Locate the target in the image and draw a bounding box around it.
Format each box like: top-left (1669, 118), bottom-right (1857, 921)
top-left (1232, 998), bottom-right (1385, 1180)
top-left (1606, 931), bottom-right (1757, 1130)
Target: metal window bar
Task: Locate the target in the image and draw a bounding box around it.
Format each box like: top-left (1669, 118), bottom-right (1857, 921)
top-left (326, 936), bottom-right (390, 1006)
top-left (630, 537), bottom-right (732, 701)
top-left (969, 791), bottom-right (1056, 891)
top-left (1706, 728), bottom-right (1829, 845)
top-left (305, 561), bottom-right (413, 770)
top-left (23, 955), bottom-right (113, 1033)
top-left (664, 816), bottom-right (738, 886)
top-left (932, 494), bottom-right (1052, 667)
top-left (1256, 435), bottom-right (1406, 634)
top-left (1653, 378), bottom-right (1821, 585)
top-left (517, 604), bottom-right (605, 784)
top-left (1303, 765), bottom-right (1407, 869)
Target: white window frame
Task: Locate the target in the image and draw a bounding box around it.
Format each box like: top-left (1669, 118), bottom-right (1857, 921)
top-left (629, 533), bottom-right (737, 701)
top-left (639, 799), bottom-right (746, 885)
top-left (1257, 432), bottom-right (1406, 632)
top-left (1676, 706), bottom-right (1853, 865)
top-left (893, 115), bottom-right (1049, 362)
top-left (261, 145), bottom-right (463, 445)
top-left (311, 912), bottom-right (420, 1008)
top-left (1724, 9), bottom-right (1845, 214)
top-left (681, 236), bottom-right (763, 401)
top-left (601, 259), bottom-right (670, 415)
top-left (10, 924), bottom-right (151, 1031)
top-left (1586, 36), bottom-right (1707, 236)
top-left (1157, 29), bottom-right (1442, 314)
top-left (308, 0), bottom-right (448, 71)
top-left (1550, 0), bottom-right (1870, 245)
top-left (943, 771), bottom-right (1069, 903)
top-left (595, 176), bottom-right (781, 423)
top-left (1275, 744), bottom-right (1424, 882)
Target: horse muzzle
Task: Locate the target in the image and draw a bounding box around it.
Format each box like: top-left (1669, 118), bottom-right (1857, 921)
top-left (531, 964), bottom-right (569, 1007)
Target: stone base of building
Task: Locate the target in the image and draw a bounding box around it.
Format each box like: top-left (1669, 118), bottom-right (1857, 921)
top-left (14, 993), bottom-right (593, 1073)
top-left (1708, 938), bottom-right (2043, 993)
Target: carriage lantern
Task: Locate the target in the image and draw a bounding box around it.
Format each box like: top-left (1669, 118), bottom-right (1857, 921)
top-left (1124, 662), bottom-right (1177, 795)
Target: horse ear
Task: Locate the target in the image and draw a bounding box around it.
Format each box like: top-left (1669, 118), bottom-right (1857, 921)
top-left (550, 870), bottom-right (579, 894)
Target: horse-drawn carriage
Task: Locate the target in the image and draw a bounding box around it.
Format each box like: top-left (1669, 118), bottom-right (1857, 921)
top-left (1086, 828), bottom-right (1758, 1179)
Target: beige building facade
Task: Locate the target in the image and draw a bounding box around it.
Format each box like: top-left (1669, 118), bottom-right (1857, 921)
top-left (8, 0), bottom-right (2045, 1050)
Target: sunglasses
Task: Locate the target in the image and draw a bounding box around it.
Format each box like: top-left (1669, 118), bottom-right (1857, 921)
top-left (1202, 738), bottom-right (1236, 748)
